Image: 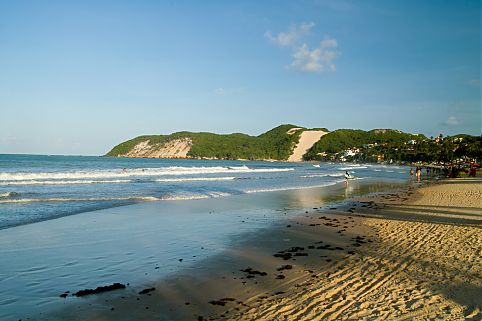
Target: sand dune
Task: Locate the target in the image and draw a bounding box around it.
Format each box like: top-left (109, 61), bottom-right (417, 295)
top-left (288, 130), bottom-right (327, 162)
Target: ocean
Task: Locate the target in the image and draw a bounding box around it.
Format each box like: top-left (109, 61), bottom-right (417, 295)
top-left (0, 154), bottom-right (413, 320)
top-left (0, 154), bottom-right (410, 230)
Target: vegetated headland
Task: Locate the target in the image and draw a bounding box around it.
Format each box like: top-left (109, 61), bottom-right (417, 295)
top-left (106, 124), bottom-right (481, 165)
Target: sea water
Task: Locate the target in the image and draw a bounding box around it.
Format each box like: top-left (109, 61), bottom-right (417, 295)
top-left (0, 154), bottom-right (412, 320)
top-left (0, 154), bottom-right (409, 229)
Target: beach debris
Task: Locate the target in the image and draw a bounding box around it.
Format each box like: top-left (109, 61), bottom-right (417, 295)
top-left (73, 283), bottom-right (126, 297)
top-left (59, 291), bottom-right (69, 298)
top-left (286, 246), bottom-right (304, 252)
top-left (240, 267), bottom-right (268, 277)
top-left (208, 297), bottom-right (236, 306)
top-left (352, 236), bottom-right (366, 247)
top-left (138, 287), bottom-right (156, 295)
top-left (274, 246), bottom-right (308, 260)
top-left (274, 252), bottom-right (292, 260)
top-left (316, 244), bottom-right (334, 250)
top-left (277, 264), bottom-right (293, 271)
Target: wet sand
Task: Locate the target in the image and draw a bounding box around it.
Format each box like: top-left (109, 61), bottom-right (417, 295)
top-left (30, 178), bottom-right (482, 320)
top-left (230, 178), bottom-right (481, 321)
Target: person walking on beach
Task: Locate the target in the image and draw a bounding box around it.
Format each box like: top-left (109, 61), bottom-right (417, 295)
top-left (409, 168), bottom-right (414, 177)
top-left (416, 167), bottom-right (421, 181)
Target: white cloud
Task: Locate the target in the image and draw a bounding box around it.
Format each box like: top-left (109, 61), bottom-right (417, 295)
top-left (265, 22), bottom-right (315, 47)
top-left (265, 23), bottom-right (339, 73)
top-left (444, 116), bottom-right (460, 126)
top-left (290, 38), bottom-right (339, 73)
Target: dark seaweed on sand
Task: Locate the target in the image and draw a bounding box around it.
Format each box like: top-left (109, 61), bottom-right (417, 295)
top-left (73, 283), bottom-right (126, 296)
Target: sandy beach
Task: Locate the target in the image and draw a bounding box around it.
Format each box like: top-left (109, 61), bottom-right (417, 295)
top-left (43, 177), bottom-right (481, 321)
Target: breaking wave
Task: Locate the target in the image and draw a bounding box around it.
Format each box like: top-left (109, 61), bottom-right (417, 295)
top-left (0, 196), bottom-right (160, 204)
top-left (155, 177), bottom-right (236, 183)
top-left (0, 192), bottom-right (20, 198)
top-left (0, 180), bottom-right (131, 186)
top-left (338, 166), bottom-right (368, 170)
top-left (0, 166), bottom-right (294, 182)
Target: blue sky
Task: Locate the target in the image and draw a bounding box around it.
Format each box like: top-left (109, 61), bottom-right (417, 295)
top-left (0, 0), bottom-right (480, 155)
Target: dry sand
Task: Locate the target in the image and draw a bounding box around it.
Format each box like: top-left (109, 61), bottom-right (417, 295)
top-left (288, 130), bottom-right (327, 162)
top-left (230, 179), bottom-right (482, 321)
top-left (52, 178), bottom-right (482, 320)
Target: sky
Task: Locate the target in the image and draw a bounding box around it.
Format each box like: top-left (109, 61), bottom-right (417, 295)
top-left (0, 0), bottom-right (480, 155)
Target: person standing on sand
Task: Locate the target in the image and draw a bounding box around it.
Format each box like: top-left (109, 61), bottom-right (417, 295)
top-left (416, 167), bottom-right (421, 181)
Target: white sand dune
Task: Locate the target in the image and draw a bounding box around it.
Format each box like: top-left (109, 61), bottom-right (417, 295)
top-left (288, 130), bottom-right (327, 162)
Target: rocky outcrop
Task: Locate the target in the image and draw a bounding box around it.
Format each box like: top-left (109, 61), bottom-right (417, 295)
top-left (119, 138), bottom-right (192, 158)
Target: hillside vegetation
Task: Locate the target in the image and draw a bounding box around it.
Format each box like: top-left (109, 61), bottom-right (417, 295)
top-left (304, 129), bottom-right (424, 160)
top-left (304, 129), bottom-right (481, 163)
top-left (107, 126), bottom-right (480, 163)
top-left (106, 125), bottom-right (318, 160)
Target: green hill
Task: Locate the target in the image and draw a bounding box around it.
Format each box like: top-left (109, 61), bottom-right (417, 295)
top-left (106, 124), bottom-right (316, 160)
top-left (303, 129), bottom-right (425, 160)
top-left (106, 126), bottom-right (480, 163)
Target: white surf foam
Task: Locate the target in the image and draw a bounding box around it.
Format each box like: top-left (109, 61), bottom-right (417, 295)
top-left (338, 166), bottom-right (368, 170)
top-left (0, 179), bottom-right (131, 186)
top-left (0, 196), bottom-right (160, 204)
top-left (0, 166), bottom-right (294, 182)
top-left (155, 177), bottom-right (236, 183)
top-left (0, 192), bottom-right (20, 198)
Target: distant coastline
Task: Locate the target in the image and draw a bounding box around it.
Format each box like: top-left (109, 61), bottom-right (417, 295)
top-left (106, 124), bottom-right (480, 165)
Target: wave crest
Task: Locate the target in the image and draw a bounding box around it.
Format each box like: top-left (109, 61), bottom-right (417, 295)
top-left (0, 166), bottom-right (294, 182)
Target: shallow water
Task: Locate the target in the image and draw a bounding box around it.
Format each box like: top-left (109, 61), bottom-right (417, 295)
top-left (0, 155), bottom-right (410, 229)
top-left (0, 177), bottom-right (410, 321)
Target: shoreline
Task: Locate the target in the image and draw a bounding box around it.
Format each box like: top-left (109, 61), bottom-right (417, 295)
top-left (2, 178), bottom-right (411, 321)
top-left (46, 177), bottom-right (481, 321)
